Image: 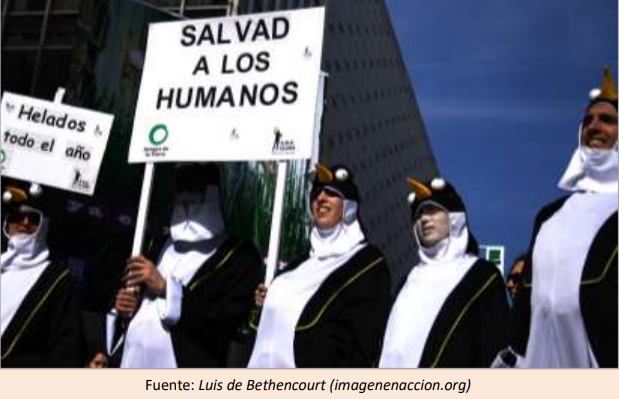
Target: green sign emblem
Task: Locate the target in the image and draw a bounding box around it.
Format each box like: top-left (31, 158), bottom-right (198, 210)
top-left (149, 124), bottom-right (169, 146)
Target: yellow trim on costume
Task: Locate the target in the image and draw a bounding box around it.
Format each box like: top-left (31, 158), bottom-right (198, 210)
top-left (524, 246), bottom-right (617, 289)
top-left (1, 269), bottom-right (71, 360)
top-left (429, 273), bottom-right (498, 368)
top-left (187, 241), bottom-right (241, 291)
top-left (581, 247), bottom-right (617, 286)
top-left (295, 256), bottom-right (384, 332)
top-left (247, 308), bottom-right (261, 332)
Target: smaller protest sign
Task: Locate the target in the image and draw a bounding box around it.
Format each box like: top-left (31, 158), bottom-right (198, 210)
top-left (1, 92), bottom-right (114, 195)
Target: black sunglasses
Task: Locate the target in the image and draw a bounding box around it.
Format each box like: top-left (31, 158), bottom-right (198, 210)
top-left (6, 210), bottom-right (42, 226)
top-left (310, 186), bottom-right (343, 201)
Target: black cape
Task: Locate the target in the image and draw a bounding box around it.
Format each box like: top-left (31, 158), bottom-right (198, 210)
top-left (511, 196), bottom-right (618, 367)
top-left (413, 259), bottom-right (509, 368)
top-left (1, 261), bottom-right (82, 367)
top-left (168, 236), bottom-right (264, 367)
top-left (111, 235), bottom-right (264, 368)
top-left (248, 244), bottom-right (391, 367)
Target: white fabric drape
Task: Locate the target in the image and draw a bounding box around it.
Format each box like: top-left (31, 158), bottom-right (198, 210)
top-left (520, 192), bottom-right (616, 368)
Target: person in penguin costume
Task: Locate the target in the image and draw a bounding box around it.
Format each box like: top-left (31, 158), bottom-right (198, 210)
top-left (1, 179), bottom-right (82, 367)
top-left (379, 177), bottom-right (509, 368)
top-left (497, 68), bottom-right (618, 368)
top-left (112, 163), bottom-right (264, 368)
top-left (247, 164), bottom-right (391, 368)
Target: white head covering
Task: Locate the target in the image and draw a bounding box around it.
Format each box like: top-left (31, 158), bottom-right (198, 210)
top-left (558, 124), bottom-right (618, 193)
top-left (309, 200), bottom-right (364, 259)
top-left (379, 206), bottom-right (477, 368)
top-left (1, 208), bottom-right (50, 272)
top-left (413, 202), bottom-right (472, 265)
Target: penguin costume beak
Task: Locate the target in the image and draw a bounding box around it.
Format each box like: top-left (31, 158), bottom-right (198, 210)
top-left (310, 163), bottom-right (360, 203)
top-left (407, 177), bottom-right (432, 201)
top-left (2, 186), bottom-right (29, 205)
top-left (315, 163), bottom-right (335, 184)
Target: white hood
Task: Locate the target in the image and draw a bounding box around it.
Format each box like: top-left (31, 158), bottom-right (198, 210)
top-left (558, 125), bottom-right (618, 193)
top-left (414, 208), bottom-right (473, 265)
top-left (1, 209), bottom-right (50, 272)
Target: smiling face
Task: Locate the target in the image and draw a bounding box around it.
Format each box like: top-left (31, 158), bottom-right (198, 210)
top-left (581, 102), bottom-right (618, 150)
top-left (5, 205), bottom-right (42, 237)
top-left (311, 188), bottom-right (344, 230)
top-left (415, 203), bottom-right (450, 248)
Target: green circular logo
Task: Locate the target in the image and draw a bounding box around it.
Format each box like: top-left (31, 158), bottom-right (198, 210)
top-left (0, 149), bottom-right (6, 164)
top-left (149, 124), bottom-right (169, 146)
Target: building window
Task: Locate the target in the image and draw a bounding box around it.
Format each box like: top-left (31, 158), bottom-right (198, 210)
top-left (6, 0), bottom-right (47, 11)
top-left (1, 0), bottom-right (81, 96)
top-left (2, 14), bottom-right (44, 47)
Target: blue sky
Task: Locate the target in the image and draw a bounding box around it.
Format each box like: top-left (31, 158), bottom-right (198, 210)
top-left (385, 0), bottom-right (618, 270)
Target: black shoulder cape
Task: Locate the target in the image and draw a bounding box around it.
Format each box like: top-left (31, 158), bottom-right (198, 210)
top-left (1, 261), bottom-right (83, 367)
top-left (417, 259), bottom-right (509, 368)
top-left (248, 244), bottom-right (391, 368)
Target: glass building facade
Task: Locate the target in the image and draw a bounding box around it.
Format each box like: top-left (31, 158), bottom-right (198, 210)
top-left (1, 0), bottom-right (231, 97)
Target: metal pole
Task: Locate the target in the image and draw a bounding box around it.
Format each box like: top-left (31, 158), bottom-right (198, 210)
top-left (131, 163), bottom-right (155, 256)
top-left (265, 161), bottom-right (288, 286)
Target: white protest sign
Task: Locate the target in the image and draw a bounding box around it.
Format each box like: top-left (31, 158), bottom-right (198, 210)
top-left (0, 92), bottom-right (114, 195)
top-left (129, 7), bottom-right (325, 163)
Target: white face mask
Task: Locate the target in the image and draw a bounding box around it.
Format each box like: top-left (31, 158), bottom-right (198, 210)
top-left (170, 186), bottom-right (225, 243)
